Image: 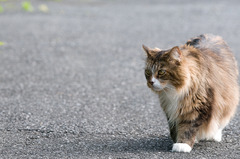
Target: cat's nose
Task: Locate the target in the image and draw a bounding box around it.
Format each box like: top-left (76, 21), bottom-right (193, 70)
top-left (149, 81), bottom-right (154, 85)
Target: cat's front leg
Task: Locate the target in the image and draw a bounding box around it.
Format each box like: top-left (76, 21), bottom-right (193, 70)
top-left (172, 120), bottom-right (200, 153)
top-left (169, 122), bottom-right (177, 143)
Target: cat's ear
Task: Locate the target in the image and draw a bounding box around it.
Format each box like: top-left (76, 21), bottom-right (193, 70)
top-left (142, 44), bottom-right (151, 57)
top-left (142, 44), bottom-right (160, 57)
top-left (169, 46), bottom-right (182, 61)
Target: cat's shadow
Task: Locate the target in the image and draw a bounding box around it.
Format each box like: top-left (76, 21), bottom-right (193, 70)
top-left (79, 135), bottom-right (173, 155)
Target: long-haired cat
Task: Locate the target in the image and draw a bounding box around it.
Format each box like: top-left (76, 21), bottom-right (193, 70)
top-left (143, 34), bottom-right (239, 152)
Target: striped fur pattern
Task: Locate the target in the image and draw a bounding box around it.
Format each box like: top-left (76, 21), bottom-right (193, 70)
top-left (143, 34), bottom-right (239, 152)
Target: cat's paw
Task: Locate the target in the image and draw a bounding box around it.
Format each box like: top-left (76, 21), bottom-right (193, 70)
top-left (172, 143), bottom-right (192, 153)
top-left (213, 130), bottom-right (222, 142)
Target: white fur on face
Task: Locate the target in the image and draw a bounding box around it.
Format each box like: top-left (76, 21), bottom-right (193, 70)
top-left (151, 76), bottom-right (163, 91)
top-left (172, 143), bottom-right (192, 153)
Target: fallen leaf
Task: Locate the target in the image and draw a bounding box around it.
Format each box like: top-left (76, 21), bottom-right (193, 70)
top-left (39, 4), bottom-right (49, 13)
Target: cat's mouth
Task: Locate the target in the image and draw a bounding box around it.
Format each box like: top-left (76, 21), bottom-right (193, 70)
top-left (152, 86), bottom-right (162, 91)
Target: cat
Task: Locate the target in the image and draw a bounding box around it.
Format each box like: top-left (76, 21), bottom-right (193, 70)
top-left (142, 34), bottom-right (239, 153)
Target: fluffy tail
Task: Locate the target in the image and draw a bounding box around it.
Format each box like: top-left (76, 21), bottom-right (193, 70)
top-left (186, 34), bottom-right (227, 51)
top-left (186, 34), bottom-right (238, 77)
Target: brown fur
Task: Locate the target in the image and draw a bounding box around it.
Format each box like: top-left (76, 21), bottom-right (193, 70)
top-left (143, 34), bottom-right (239, 152)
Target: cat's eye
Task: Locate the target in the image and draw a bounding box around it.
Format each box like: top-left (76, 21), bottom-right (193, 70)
top-left (145, 69), bottom-right (152, 79)
top-left (158, 69), bottom-right (166, 76)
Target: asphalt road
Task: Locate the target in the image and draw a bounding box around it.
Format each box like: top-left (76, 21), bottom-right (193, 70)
top-left (0, 0), bottom-right (240, 158)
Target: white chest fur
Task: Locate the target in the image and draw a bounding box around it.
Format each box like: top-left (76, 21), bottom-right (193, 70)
top-left (158, 90), bottom-right (179, 124)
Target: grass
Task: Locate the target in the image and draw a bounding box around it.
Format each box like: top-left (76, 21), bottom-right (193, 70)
top-left (0, 5), bottom-right (4, 13)
top-left (0, 41), bottom-right (5, 46)
top-left (0, 1), bottom-right (50, 13)
top-left (22, 1), bottom-right (34, 12)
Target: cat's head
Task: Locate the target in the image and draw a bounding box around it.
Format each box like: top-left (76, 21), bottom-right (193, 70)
top-left (143, 45), bottom-right (189, 93)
